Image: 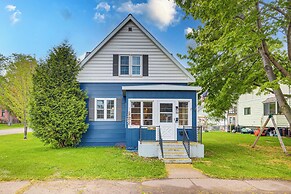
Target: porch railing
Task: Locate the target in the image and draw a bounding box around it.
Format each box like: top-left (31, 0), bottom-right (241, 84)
top-left (182, 126), bottom-right (203, 144)
top-left (182, 126), bottom-right (190, 158)
top-left (158, 126), bottom-right (164, 158)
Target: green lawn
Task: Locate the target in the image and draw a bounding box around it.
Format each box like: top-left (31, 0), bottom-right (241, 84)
top-left (0, 123), bottom-right (23, 130)
top-left (0, 133), bottom-right (166, 181)
top-left (193, 132), bottom-right (291, 180)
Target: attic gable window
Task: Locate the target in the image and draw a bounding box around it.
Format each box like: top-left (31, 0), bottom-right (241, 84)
top-left (119, 55), bottom-right (142, 76)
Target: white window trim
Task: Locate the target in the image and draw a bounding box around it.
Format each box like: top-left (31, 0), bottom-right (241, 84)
top-left (95, 98), bottom-right (116, 121)
top-left (129, 100), bottom-right (153, 128)
top-left (119, 55), bottom-right (142, 77)
top-left (127, 99), bottom-right (192, 128)
top-left (177, 100), bottom-right (192, 128)
top-left (131, 55), bottom-right (142, 76)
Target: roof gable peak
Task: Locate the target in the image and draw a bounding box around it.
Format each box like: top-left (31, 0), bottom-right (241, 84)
top-left (80, 14), bottom-right (195, 82)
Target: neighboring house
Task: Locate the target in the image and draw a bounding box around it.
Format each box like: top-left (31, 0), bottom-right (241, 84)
top-left (197, 103), bottom-right (226, 131)
top-left (78, 14), bottom-right (204, 161)
top-left (237, 85), bottom-right (291, 130)
top-left (0, 108), bottom-right (19, 124)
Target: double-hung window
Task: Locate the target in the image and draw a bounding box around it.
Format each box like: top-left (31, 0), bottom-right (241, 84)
top-left (120, 56), bottom-right (129, 75)
top-left (179, 102), bottom-right (189, 125)
top-left (132, 56), bottom-right (141, 75)
top-left (119, 55), bottom-right (142, 76)
top-left (244, 107), bottom-right (251, 115)
top-left (95, 98), bottom-right (116, 121)
top-left (130, 101), bottom-right (153, 126)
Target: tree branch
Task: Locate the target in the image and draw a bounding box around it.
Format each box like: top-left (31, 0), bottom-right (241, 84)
top-left (253, 83), bottom-right (291, 98)
top-left (259, 1), bottom-right (289, 19)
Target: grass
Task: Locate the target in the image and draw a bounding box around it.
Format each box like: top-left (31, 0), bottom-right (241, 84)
top-left (0, 133), bottom-right (166, 181)
top-left (193, 132), bottom-right (291, 180)
top-left (0, 123), bottom-right (23, 130)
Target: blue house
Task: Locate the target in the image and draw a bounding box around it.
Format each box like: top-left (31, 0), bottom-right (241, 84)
top-left (78, 14), bottom-right (204, 163)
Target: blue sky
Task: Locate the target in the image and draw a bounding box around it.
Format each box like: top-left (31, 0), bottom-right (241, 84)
top-left (0, 0), bottom-right (199, 66)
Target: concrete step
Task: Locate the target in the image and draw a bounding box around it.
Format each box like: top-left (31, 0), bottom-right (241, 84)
top-left (163, 158), bottom-right (192, 164)
top-left (163, 149), bottom-right (185, 153)
top-left (163, 154), bottom-right (189, 159)
top-left (163, 144), bottom-right (184, 147)
top-left (163, 151), bottom-right (186, 155)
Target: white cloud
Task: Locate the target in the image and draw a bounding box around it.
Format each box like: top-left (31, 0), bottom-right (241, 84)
top-left (5, 5), bottom-right (16, 12)
top-left (117, 1), bottom-right (146, 14)
top-left (116, 0), bottom-right (178, 31)
top-left (10, 10), bottom-right (21, 24)
top-left (147, 0), bottom-right (178, 30)
top-left (96, 2), bottom-right (111, 12)
top-left (184, 27), bottom-right (193, 35)
top-left (5, 4), bottom-right (21, 24)
top-left (93, 12), bottom-right (105, 22)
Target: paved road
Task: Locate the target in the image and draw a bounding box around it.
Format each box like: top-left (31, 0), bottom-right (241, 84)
top-left (0, 128), bottom-right (32, 136)
top-left (0, 164), bottom-right (290, 194)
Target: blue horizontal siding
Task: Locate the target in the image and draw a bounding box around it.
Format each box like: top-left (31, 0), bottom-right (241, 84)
top-left (79, 83), bottom-right (188, 147)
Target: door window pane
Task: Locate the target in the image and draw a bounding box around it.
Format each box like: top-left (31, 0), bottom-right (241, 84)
top-left (160, 104), bottom-right (172, 112)
top-left (160, 103), bottom-right (173, 123)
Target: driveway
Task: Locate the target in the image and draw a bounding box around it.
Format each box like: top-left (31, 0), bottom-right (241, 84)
top-left (0, 128), bottom-right (32, 136)
top-left (0, 164), bottom-right (290, 194)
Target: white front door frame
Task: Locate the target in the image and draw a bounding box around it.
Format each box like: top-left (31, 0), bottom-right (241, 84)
top-left (127, 98), bottom-right (192, 141)
top-left (156, 100), bottom-right (177, 141)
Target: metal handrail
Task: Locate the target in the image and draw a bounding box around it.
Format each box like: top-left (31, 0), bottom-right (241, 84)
top-left (158, 126), bottom-right (164, 158)
top-left (182, 126), bottom-right (190, 158)
top-left (183, 126), bottom-right (203, 144)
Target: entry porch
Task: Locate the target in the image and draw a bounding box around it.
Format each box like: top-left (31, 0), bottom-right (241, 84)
top-left (137, 126), bottom-right (204, 163)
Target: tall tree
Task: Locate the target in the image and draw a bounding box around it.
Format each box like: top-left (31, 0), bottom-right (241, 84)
top-left (176, 0), bottom-right (291, 124)
top-left (30, 42), bottom-right (88, 148)
top-left (0, 54), bottom-right (37, 138)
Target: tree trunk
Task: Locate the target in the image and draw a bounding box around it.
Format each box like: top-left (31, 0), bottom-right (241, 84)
top-left (259, 48), bottom-right (291, 125)
top-left (24, 121), bottom-right (27, 139)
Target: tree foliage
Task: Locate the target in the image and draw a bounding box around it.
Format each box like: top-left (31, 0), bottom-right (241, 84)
top-left (0, 54), bottom-right (36, 138)
top-left (176, 0), bottom-right (291, 123)
top-left (30, 42), bottom-right (88, 148)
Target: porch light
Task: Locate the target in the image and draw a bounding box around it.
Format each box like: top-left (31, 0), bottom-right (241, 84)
top-left (176, 106), bottom-right (179, 113)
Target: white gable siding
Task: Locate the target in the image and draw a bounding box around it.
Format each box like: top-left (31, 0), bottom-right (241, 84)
top-left (237, 85), bottom-right (291, 128)
top-left (78, 21), bottom-right (191, 83)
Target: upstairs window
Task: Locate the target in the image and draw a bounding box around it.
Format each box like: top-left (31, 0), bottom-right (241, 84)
top-left (119, 55), bottom-right (142, 76)
top-left (120, 56), bottom-right (129, 75)
top-left (244, 107), bottom-right (251, 115)
top-left (132, 56), bottom-right (141, 75)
